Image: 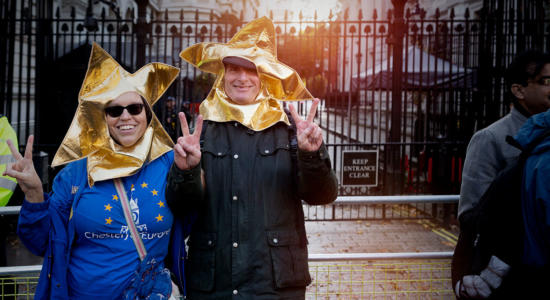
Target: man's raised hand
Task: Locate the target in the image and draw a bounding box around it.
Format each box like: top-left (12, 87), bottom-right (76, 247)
top-left (289, 98), bottom-right (324, 152)
top-left (174, 113), bottom-right (203, 170)
top-left (3, 135), bottom-right (44, 203)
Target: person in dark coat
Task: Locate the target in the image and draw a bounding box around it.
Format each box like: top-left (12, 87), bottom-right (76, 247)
top-left (165, 17), bottom-right (338, 299)
top-left (454, 50), bottom-right (550, 299)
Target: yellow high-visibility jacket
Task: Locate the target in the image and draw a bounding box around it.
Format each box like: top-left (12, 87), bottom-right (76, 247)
top-left (0, 115), bottom-right (17, 206)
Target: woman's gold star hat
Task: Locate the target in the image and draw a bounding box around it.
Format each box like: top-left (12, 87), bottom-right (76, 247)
top-left (180, 16), bottom-right (313, 131)
top-left (52, 42), bottom-right (179, 186)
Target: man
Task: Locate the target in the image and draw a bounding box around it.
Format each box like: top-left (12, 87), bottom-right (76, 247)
top-left (166, 17), bottom-right (338, 299)
top-left (163, 96), bottom-right (179, 141)
top-left (181, 100), bottom-right (192, 124)
top-left (456, 50), bottom-right (550, 298)
top-left (459, 50), bottom-right (550, 218)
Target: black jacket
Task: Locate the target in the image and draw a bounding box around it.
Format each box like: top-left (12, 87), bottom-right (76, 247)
top-left (166, 120), bottom-right (338, 299)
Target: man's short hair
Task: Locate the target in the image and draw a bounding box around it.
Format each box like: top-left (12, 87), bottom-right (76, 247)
top-left (505, 50), bottom-right (550, 87)
top-left (504, 50), bottom-right (550, 104)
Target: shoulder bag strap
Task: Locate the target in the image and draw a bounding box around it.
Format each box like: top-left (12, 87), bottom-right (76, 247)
top-left (114, 178), bottom-right (147, 261)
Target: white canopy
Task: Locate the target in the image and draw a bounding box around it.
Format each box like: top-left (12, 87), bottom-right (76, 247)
top-left (352, 46), bottom-right (475, 90)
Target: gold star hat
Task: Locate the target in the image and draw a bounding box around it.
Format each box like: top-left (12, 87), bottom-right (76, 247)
top-left (180, 16), bottom-right (313, 131)
top-left (52, 42), bottom-right (179, 186)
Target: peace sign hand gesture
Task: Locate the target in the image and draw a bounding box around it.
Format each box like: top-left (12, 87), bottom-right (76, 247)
top-left (174, 113), bottom-right (203, 170)
top-left (289, 98), bottom-right (324, 152)
top-left (3, 135), bottom-right (44, 203)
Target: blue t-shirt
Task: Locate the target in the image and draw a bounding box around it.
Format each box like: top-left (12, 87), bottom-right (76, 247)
top-left (67, 154), bottom-right (174, 299)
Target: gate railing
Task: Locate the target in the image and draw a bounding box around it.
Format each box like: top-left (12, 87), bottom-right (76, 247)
top-left (303, 194), bottom-right (458, 222)
top-left (2, 194), bottom-right (459, 221)
top-left (3, 1), bottom-right (549, 197)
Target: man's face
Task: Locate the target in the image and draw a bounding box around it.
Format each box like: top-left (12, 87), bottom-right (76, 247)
top-left (166, 99), bottom-right (175, 110)
top-left (518, 63), bottom-right (550, 115)
top-left (223, 63), bottom-right (260, 105)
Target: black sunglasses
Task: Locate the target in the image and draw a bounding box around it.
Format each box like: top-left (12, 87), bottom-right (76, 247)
top-left (104, 104), bottom-right (144, 118)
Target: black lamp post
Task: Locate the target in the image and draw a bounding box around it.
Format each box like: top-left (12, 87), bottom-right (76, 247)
top-left (135, 0), bottom-right (150, 66)
top-left (386, 0), bottom-right (408, 194)
top-left (84, 0), bottom-right (99, 32)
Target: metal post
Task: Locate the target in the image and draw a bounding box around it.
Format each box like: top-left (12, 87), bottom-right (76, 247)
top-left (390, 0), bottom-right (405, 143)
top-left (135, 0), bottom-right (149, 67)
top-left (0, 0), bottom-right (13, 115)
top-left (35, 0), bottom-right (54, 145)
top-left (477, 1), bottom-right (495, 126)
top-left (387, 0), bottom-right (407, 194)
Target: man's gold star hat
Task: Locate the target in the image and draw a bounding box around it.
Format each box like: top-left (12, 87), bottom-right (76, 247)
top-left (52, 42), bottom-right (179, 186)
top-left (180, 16), bottom-right (313, 131)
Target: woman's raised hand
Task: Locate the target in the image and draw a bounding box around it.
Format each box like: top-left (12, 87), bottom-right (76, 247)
top-left (174, 113), bottom-right (203, 170)
top-left (289, 98), bottom-right (324, 152)
top-left (3, 135), bottom-right (44, 203)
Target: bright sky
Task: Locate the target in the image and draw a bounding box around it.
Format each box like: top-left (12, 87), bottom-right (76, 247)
top-left (263, 0), bottom-right (342, 21)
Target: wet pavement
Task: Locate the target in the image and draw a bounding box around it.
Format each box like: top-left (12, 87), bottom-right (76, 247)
top-left (306, 219), bottom-right (457, 254)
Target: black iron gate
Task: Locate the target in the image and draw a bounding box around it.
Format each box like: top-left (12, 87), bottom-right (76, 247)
top-left (1, 0), bottom-right (548, 198)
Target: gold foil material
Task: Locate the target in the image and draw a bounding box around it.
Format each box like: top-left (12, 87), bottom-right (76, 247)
top-left (180, 17), bottom-right (313, 131)
top-left (52, 42), bottom-right (179, 186)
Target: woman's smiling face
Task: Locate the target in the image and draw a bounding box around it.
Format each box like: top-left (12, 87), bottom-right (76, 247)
top-left (105, 91), bottom-right (148, 147)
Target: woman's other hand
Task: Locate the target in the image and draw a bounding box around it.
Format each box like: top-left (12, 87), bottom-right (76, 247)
top-left (4, 135), bottom-right (44, 203)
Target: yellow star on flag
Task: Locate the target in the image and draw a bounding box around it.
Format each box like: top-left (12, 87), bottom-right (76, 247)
top-left (105, 217), bottom-right (113, 225)
top-left (141, 182), bottom-right (148, 188)
top-left (151, 189), bottom-right (158, 196)
top-left (155, 214), bottom-right (164, 222)
top-left (157, 200), bottom-right (165, 208)
top-left (112, 195), bottom-right (118, 201)
top-left (104, 204), bottom-right (112, 211)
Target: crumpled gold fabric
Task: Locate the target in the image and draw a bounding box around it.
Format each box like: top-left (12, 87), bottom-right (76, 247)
top-left (180, 16), bottom-right (313, 131)
top-left (52, 42), bottom-right (179, 186)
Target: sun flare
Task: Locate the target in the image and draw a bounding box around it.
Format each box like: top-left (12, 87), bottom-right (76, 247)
top-left (266, 0), bottom-right (342, 21)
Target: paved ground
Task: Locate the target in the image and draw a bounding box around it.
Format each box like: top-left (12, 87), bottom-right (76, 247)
top-left (304, 219), bottom-right (458, 299)
top-left (307, 219), bottom-right (457, 254)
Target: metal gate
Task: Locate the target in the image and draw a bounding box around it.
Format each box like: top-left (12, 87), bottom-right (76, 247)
top-left (1, 0), bottom-right (549, 196)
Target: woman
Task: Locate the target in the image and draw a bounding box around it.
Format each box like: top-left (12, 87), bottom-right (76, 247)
top-left (5, 43), bottom-right (196, 299)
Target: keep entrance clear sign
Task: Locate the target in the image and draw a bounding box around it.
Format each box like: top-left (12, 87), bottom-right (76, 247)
top-left (341, 150), bottom-right (379, 187)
